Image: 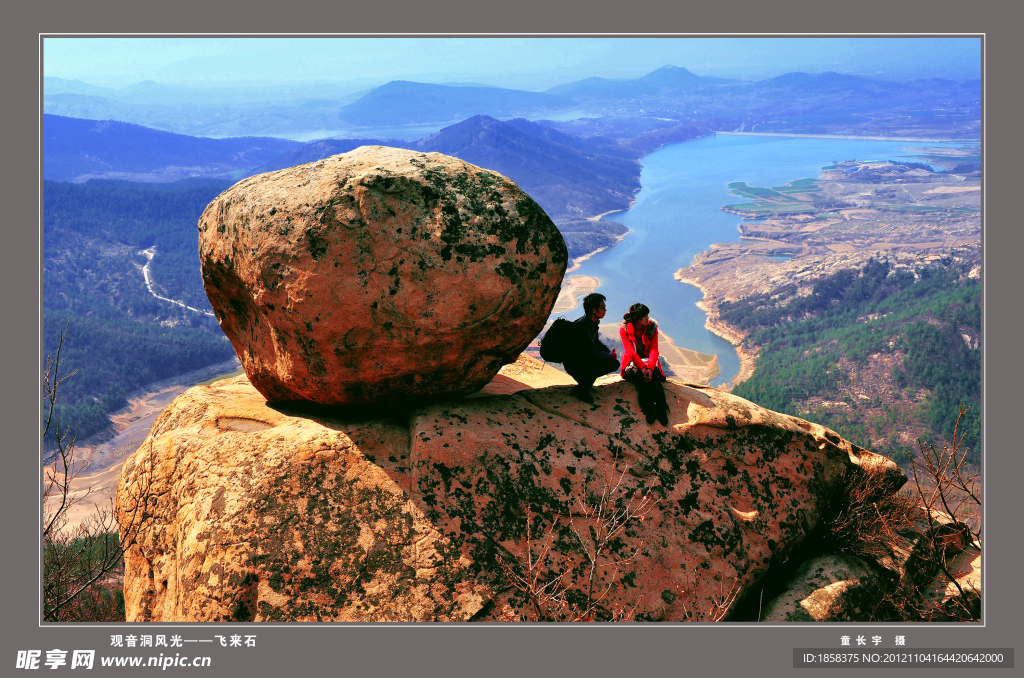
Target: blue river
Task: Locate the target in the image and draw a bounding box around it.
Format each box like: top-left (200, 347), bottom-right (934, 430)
top-left (551, 133), bottom-right (965, 386)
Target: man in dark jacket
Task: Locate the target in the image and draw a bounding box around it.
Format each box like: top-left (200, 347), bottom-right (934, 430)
top-left (564, 293), bottom-right (620, 403)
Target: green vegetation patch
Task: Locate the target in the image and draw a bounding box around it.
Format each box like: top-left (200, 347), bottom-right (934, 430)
top-left (44, 317), bottom-right (235, 442)
top-left (724, 178), bottom-right (820, 217)
top-left (772, 178), bottom-right (822, 194)
top-left (723, 203), bottom-right (815, 215)
top-left (728, 182), bottom-right (786, 200)
top-left (728, 258), bottom-right (980, 461)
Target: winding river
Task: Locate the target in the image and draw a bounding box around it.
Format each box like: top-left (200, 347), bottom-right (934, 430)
top-left (552, 133), bottom-right (965, 387)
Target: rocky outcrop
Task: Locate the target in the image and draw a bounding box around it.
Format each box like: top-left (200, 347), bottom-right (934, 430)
top-left (760, 553), bottom-right (884, 622)
top-left (757, 506), bottom-right (981, 623)
top-left (198, 146), bottom-right (567, 407)
top-left (922, 541), bottom-right (981, 620)
top-left (116, 359), bottom-right (904, 622)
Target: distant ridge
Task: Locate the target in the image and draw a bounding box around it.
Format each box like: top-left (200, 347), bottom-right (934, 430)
top-left (337, 80), bottom-right (575, 127)
top-left (44, 114), bottom-right (303, 182)
top-left (546, 65), bottom-right (734, 99)
top-left (44, 66), bottom-right (979, 140)
top-left (251, 115), bottom-right (642, 222)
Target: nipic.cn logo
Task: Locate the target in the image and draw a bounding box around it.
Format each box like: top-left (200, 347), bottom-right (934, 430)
top-left (16, 650), bottom-right (96, 670)
top-left (15, 650), bottom-right (41, 669)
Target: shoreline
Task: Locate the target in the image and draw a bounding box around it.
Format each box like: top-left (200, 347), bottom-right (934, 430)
top-left (586, 202), bottom-right (634, 222)
top-left (565, 194), bottom-right (639, 273)
top-left (76, 356), bottom-right (241, 449)
top-left (716, 131), bottom-right (977, 144)
top-left (674, 273), bottom-right (757, 391)
top-left (564, 227), bottom-right (632, 275)
top-left (552, 275), bottom-right (601, 315)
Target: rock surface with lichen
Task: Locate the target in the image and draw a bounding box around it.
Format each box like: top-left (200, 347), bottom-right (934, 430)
top-left (116, 358), bottom-right (906, 622)
top-left (198, 146), bottom-right (567, 407)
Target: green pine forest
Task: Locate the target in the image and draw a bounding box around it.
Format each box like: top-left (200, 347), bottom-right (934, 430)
top-left (44, 179), bottom-right (237, 442)
top-left (729, 257), bottom-right (981, 464)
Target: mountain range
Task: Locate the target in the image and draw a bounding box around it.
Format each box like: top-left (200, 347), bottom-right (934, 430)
top-left (336, 81), bottom-right (575, 127)
top-left (546, 65), bottom-right (734, 99)
top-left (45, 113), bottom-right (673, 227)
top-left (43, 114), bottom-right (303, 182)
top-left (43, 66), bottom-right (981, 139)
top-left (246, 115), bottom-right (652, 222)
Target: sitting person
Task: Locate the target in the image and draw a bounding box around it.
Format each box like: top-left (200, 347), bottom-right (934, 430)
top-left (619, 303), bottom-right (669, 425)
top-left (563, 292), bottom-right (620, 403)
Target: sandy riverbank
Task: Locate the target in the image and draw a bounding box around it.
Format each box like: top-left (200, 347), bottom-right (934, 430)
top-left (552, 275), bottom-right (601, 314)
top-left (46, 358), bottom-right (240, 528)
top-left (650, 328), bottom-right (721, 384)
top-left (674, 272), bottom-right (757, 390)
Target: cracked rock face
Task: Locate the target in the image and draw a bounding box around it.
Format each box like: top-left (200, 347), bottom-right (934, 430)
top-left (198, 146), bottom-right (567, 407)
top-left (116, 363), bottom-right (904, 622)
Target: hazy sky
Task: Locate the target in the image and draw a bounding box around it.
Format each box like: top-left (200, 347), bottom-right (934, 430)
top-left (44, 37), bottom-right (981, 90)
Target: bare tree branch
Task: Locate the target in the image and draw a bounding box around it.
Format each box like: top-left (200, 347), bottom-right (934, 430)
top-left (42, 321), bottom-right (153, 622)
top-left (497, 467), bottom-right (655, 622)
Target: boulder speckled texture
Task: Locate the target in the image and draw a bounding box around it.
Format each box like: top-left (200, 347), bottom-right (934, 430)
top-left (198, 146), bottom-right (567, 407)
top-left (115, 376), bottom-right (485, 622)
top-left (117, 361), bottom-right (905, 622)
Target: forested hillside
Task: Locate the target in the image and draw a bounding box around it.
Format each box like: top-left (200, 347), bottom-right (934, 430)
top-left (44, 179), bottom-right (237, 441)
top-left (249, 115), bottom-right (645, 259)
top-left (43, 114), bottom-right (302, 182)
top-left (251, 115), bottom-right (646, 224)
top-left (729, 258), bottom-right (981, 463)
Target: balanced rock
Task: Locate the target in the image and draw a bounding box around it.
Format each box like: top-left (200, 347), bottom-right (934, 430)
top-left (116, 364), bottom-right (905, 622)
top-left (198, 146), bottom-right (567, 406)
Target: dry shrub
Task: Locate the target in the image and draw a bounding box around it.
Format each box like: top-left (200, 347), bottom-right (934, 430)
top-left (43, 321), bottom-right (152, 622)
top-left (675, 572), bottom-right (740, 622)
top-left (496, 468), bottom-right (656, 622)
top-left (826, 404), bottom-right (981, 622)
top-left (826, 467), bottom-right (919, 562)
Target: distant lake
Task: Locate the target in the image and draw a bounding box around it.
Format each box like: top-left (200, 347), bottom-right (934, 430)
top-left (552, 133), bottom-right (966, 387)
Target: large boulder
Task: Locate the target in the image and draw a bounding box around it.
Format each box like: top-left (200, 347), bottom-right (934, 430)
top-left (198, 146), bottom-right (567, 407)
top-left (116, 362), bottom-right (905, 622)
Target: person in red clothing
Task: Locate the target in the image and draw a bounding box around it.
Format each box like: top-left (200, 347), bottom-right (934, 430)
top-left (619, 303), bottom-right (669, 425)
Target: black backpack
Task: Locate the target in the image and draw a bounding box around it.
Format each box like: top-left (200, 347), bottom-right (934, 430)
top-left (539, 318), bottom-right (576, 363)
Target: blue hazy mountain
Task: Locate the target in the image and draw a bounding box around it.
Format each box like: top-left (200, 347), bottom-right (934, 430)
top-left (547, 65), bottom-right (735, 99)
top-left (335, 81), bottom-right (577, 126)
top-left (410, 115), bottom-right (640, 220)
top-left (43, 76), bottom-right (115, 98)
top-left (751, 71), bottom-right (898, 93)
top-left (44, 66), bottom-right (980, 140)
top-left (42, 96), bottom-right (367, 138)
top-left (44, 114), bottom-right (304, 182)
top-left (44, 75), bottom-right (374, 106)
top-left (250, 115), bottom-right (649, 222)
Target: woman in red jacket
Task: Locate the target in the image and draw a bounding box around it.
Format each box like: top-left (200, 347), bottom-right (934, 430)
top-left (619, 303), bottom-right (669, 425)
